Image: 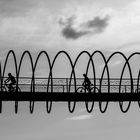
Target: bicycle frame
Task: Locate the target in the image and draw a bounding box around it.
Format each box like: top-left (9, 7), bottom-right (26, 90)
top-left (3, 81), bottom-right (15, 92)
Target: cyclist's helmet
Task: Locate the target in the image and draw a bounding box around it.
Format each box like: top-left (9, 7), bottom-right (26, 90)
top-left (8, 73), bottom-right (11, 76)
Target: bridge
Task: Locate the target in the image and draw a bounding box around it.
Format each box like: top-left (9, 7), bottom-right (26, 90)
top-left (0, 50), bottom-right (140, 114)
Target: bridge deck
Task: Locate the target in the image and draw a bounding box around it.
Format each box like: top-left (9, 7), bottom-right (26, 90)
top-left (0, 92), bottom-right (140, 102)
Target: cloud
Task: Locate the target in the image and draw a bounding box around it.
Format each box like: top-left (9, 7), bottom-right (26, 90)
top-left (65, 114), bottom-right (92, 121)
top-left (0, 0), bottom-right (140, 52)
top-left (0, 6), bottom-right (63, 50)
top-left (86, 15), bottom-right (110, 33)
top-left (62, 26), bottom-right (88, 39)
top-left (57, 0), bottom-right (140, 51)
top-left (60, 15), bottom-right (88, 39)
top-left (60, 14), bottom-right (110, 40)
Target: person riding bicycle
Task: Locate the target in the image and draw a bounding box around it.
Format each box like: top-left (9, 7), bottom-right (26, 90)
top-left (4, 73), bottom-right (16, 92)
top-left (82, 74), bottom-right (92, 92)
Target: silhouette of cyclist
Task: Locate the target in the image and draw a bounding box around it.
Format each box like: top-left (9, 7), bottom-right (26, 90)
top-left (5, 73), bottom-right (16, 92)
top-left (82, 74), bottom-right (92, 92)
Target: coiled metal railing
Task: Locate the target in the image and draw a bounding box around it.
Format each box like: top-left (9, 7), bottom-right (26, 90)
top-left (0, 50), bottom-right (140, 114)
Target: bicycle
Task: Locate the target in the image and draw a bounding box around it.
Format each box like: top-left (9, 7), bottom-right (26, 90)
top-left (135, 88), bottom-right (140, 93)
top-left (1, 81), bottom-right (21, 92)
top-left (76, 84), bottom-right (99, 93)
top-left (76, 83), bottom-right (99, 113)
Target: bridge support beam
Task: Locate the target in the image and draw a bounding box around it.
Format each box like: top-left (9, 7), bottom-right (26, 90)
top-left (0, 92), bottom-right (139, 102)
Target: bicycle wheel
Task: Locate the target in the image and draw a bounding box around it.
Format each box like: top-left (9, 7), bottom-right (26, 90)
top-left (90, 87), bottom-right (99, 93)
top-left (135, 88), bottom-right (140, 93)
top-left (76, 87), bottom-right (86, 93)
top-left (13, 87), bottom-right (21, 92)
top-left (1, 86), bottom-right (7, 92)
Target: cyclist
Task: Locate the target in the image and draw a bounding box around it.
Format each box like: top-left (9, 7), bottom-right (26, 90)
top-left (82, 74), bottom-right (92, 92)
top-left (5, 73), bottom-right (16, 92)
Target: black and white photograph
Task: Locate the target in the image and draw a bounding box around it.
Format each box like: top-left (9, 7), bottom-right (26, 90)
top-left (0, 0), bottom-right (140, 140)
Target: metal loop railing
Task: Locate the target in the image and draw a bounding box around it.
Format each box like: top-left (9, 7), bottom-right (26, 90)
top-left (0, 50), bottom-right (140, 113)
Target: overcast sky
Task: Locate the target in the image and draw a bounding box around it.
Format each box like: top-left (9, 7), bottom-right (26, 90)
top-left (1, 0), bottom-right (140, 77)
top-left (1, 1), bottom-right (140, 140)
top-left (0, 0), bottom-right (140, 52)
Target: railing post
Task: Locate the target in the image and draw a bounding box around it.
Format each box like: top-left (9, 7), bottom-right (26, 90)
top-left (66, 78), bottom-right (69, 92)
top-left (62, 85), bottom-right (65, 93)
top-left (125, 85), bottom-right (127, 93)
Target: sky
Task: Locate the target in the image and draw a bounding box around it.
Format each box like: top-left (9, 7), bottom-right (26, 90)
top-left (0, 0), bottom-right (140, 52)
top-left (1, 0), bottom-right (140, 78)
top-left (1, 0), bottom-right (140, 140)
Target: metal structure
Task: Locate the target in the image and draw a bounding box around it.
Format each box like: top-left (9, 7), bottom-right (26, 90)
top-left (0, 50), bottom-right (140, 114)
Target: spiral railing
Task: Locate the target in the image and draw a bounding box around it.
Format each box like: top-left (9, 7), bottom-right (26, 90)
top-left (0, 50), bottom-right (140, 114)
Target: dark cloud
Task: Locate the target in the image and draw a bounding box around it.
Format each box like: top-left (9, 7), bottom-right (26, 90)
top-left (62, 26), bottom-right (88, 39)
top-left (86, 15), bottom-right (110, 33)
top-left (60, 15), bottom-right (110, 40)
top-left (60, 15), bottom-right (88, 39)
